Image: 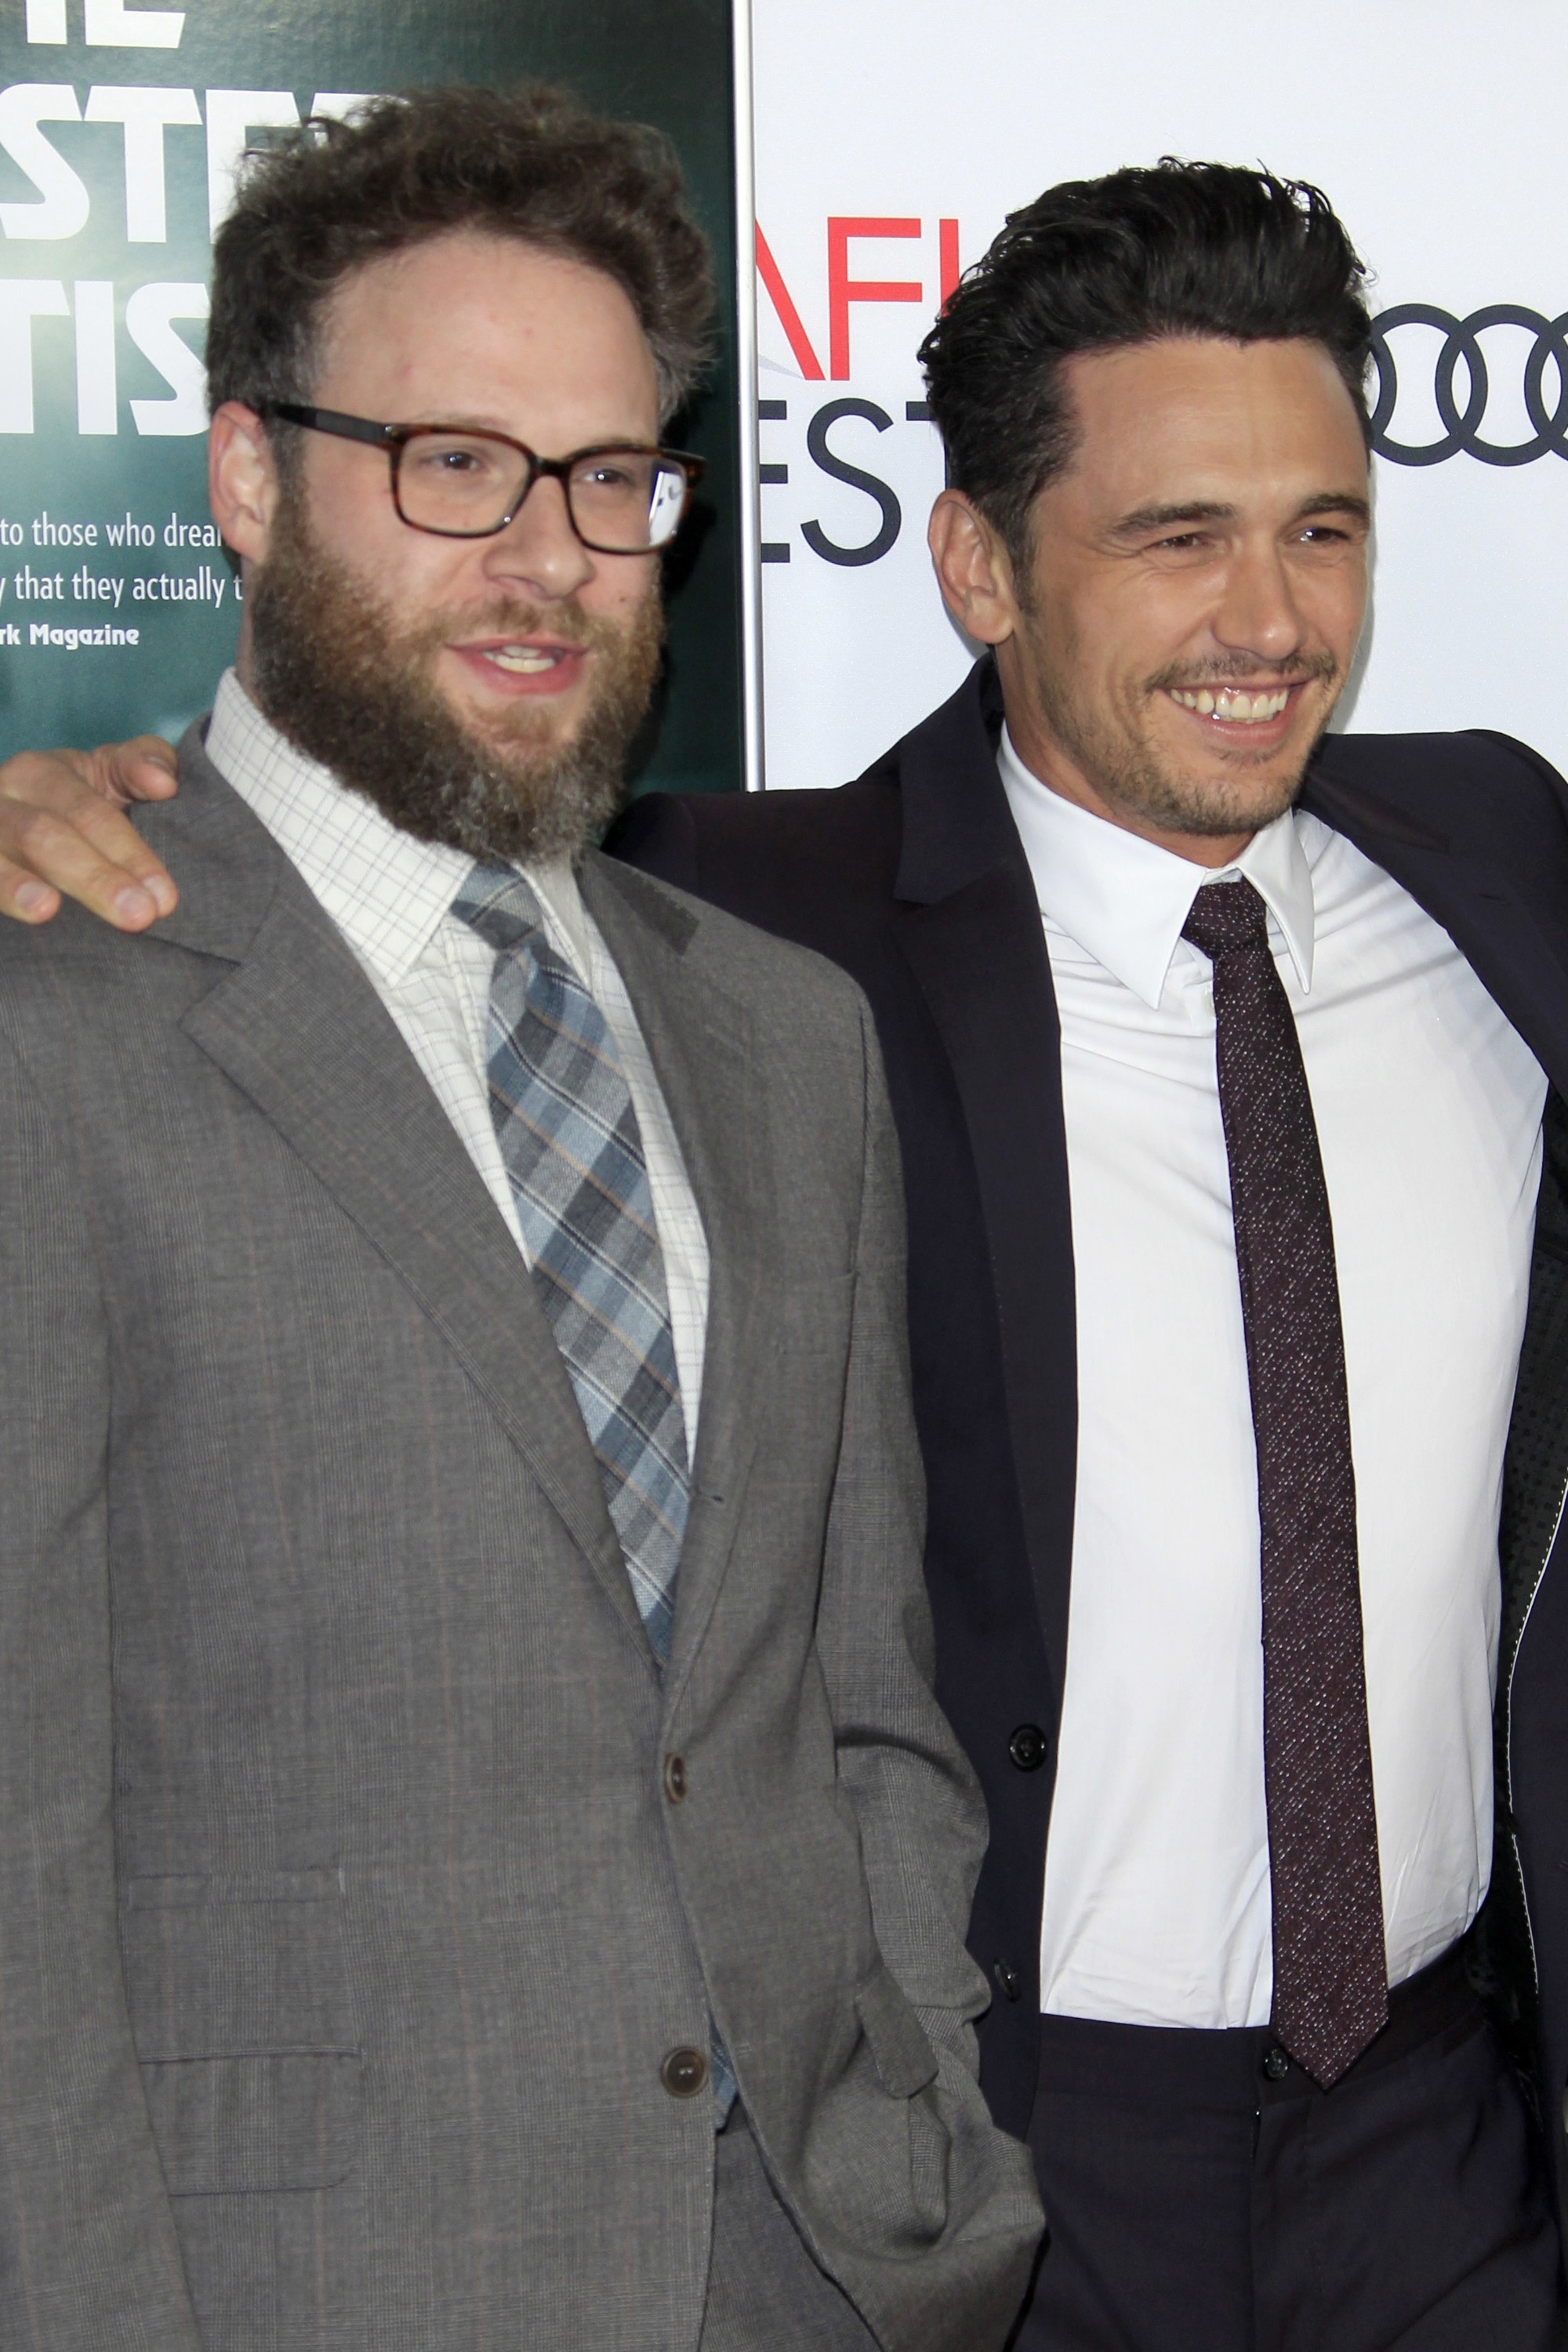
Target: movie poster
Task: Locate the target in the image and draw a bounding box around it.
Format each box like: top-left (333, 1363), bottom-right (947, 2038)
top-left (0, 0), bottom-right (742, 795)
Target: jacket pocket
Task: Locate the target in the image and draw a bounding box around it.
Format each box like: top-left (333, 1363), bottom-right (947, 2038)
top-left (119, 1868), bottom-right (361, 2197)
top-left (141, 2051), bottom-right (361, 2194)
top-left (855, 1958), bottom-right (939, 2098)
top-left (847, 1959), bottom-right (950, 2241)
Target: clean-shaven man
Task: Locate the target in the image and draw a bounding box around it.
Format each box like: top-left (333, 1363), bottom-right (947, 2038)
top-left (0, 85), bottom-right (1043, 2351)
top-left (12, 162), bottom-right (1568, 2350)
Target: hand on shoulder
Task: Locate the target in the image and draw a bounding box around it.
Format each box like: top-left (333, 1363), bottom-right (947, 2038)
top-left (0, 737), bottom-right (180, 927)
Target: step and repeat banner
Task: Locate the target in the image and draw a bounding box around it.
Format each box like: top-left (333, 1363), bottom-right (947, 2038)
top-left (9, 2), bottom-right (1564, 801)
top-left (0, 0), bottom-right (744, 797)
top-left (746, 0), bottom-right (1568, 792)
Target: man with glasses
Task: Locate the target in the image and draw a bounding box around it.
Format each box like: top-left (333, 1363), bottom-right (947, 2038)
top-left (263, 400), bottom-right (702, 558)
top-left (0, 83), bottom-right (1040, 2352)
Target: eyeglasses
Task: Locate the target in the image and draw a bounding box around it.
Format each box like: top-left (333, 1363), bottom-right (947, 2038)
top-left (266, 404), bottom-right (705, 554)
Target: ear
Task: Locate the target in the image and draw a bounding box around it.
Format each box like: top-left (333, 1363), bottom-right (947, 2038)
top-left (209, 402), bottom-right (281, 565)
top-left (927, 488), bottom-right (1022, 648)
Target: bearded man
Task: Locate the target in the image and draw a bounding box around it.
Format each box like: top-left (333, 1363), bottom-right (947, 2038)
top-left (0, 85), bottom-right (1042, 2352)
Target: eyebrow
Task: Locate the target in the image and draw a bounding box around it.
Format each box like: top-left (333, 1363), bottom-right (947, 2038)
top-left (1109, 490), bottom-right (1373, 539)
top-left (397, 412), bottom-right (534, 440)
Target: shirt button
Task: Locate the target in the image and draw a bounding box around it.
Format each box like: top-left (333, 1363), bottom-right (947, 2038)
top-left (663, 1753), bottom-right (688, 1803)
top-left (993, 1958), bottom-right (1022, 2003)
top-left (661, 2046), bottom-right (709, 2099)
top-left (1009, 1723), bottom-right (1047, 1772)
top-left (1262, 2045), bottom-right (1293, 2082)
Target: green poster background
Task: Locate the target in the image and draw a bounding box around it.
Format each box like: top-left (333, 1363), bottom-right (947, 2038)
top-left (0, 0), bottom-right (742, 796)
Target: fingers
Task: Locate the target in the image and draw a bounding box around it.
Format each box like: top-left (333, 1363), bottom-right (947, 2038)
top-left (0, 756), bottom-right (178, 928)
top-left (91, 734), bottom-right (180, 808)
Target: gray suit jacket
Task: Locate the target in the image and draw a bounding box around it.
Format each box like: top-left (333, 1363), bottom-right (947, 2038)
top-left (0, 731), bottom-right (1042, 2351)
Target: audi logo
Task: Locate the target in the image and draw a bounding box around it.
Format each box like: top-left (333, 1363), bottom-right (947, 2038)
top-left (1370, 304), bottom-right (1568, 466)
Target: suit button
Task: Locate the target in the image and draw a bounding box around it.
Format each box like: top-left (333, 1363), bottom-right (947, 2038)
top-left (1009, 1723), bottom-right (1047, 1772)
top-left (1262, 2045), bottom-right (1292, 2082)
top-left (661, 2046), bottom-right (709, 2099)
top-left (663, 1753), bottom-right (688, 1802)
top-left (993, 1958), bottom-right (1022, 2004)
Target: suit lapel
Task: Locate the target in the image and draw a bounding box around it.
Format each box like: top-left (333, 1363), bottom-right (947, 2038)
top-left (579, 855), bottom-right (774, 1695)
top-left (887, 662), bottom-right (1078, 1698)
top-left (150, 744), bottom-right (649, 1662)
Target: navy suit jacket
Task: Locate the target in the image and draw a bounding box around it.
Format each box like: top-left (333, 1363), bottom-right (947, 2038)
top-left (608, 656), bottom-right (1568, 2194)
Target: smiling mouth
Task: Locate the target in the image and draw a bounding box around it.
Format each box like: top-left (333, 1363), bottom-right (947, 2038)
top-left (446, 637), bottom-right (591, 699)
top-left (473, 643), bottom-right (577, 674)
top-left (1167, 683), bottom-right (1300, 724)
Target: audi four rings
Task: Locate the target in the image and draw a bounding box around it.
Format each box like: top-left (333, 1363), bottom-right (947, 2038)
top-left (1369, 304), bottom-right (1568, 465)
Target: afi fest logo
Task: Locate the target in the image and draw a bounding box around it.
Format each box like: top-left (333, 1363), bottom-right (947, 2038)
top-left (756, 224), bottom-right (1568, 571)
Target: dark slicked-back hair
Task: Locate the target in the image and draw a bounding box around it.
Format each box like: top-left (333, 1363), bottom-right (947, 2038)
top-left (206, 82), bottom-right (714, 445)
top-left (919, 158), bottom-right (1373, 563)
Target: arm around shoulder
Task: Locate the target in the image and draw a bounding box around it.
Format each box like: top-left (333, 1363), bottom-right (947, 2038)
top-left (604, 789), bottom-right (702, 895)
top-left (0, 741), bottom-right (178, 931)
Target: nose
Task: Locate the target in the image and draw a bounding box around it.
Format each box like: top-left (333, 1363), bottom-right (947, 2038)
top-left (480, 472), bottom-right (596, 604)
top-left (1212, 536), bottom-right (1306, 664)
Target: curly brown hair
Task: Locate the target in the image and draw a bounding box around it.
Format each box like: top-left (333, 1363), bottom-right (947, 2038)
top-left (206, 82), bottom-right (715, 437)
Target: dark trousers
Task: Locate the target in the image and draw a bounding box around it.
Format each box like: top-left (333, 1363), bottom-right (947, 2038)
top-left (1008, 1945), bottom-right (1567, 2352)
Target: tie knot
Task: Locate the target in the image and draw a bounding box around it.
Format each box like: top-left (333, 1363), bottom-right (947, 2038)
top-left (452, 862), bottom-right (547, 957)
top-left (1181, 875), bottom-right (1269, 962)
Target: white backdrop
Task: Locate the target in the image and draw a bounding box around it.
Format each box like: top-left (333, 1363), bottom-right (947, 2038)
top-left (745, 0), bottom-right (1568, 792)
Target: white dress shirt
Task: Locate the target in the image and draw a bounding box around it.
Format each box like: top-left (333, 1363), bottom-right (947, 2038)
top-left (996, 724), bottom-right (1547, 2030)
top-left (205, 668), bottom-right (710, 1457)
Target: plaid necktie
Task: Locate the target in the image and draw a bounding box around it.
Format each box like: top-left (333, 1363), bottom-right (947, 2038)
top-left (453, 863), bottom-right (689, 1661)
top-left (453, 865), bottom-right (737, 2119)
top-left (1183, 877), bottom-right (1388, 2088)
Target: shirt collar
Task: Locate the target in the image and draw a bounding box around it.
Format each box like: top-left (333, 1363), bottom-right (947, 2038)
top-left (996, 722), bottom-right (1316, 1008)
top-left (204, 667), bottom-right (587, 985)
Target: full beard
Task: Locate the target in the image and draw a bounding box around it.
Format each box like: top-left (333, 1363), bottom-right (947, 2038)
top-left (247, 498), bottom-right (664, 865)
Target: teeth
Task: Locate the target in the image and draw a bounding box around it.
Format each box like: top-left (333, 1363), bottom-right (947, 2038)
top-left (486, 645), bottom-right (564, 673)
top-left (1170, 686), bottom-right (1290, 722)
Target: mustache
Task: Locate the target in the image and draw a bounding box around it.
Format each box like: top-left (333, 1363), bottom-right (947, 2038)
top-left (411, 598), bottom-right (616, 655)
top-left (1145, 651), bottom-right (1340, 694)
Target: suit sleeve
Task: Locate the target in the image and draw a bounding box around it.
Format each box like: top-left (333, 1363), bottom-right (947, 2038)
top-left (602, 791), bottom-right (702, 894)
top-left (0, 1022), bottom-right (203, 2347)
top-left (1467, 727), bottom-right (1568, 826)
top-left (812, 993), bottom-right (1005, 2083)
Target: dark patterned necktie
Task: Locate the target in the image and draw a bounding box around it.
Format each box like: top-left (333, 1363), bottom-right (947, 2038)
top-left (1182, 877), bottom-right (1388, 2088)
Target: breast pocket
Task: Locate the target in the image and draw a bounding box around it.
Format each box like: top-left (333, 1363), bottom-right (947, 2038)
top-left (119, 1868), bottom-right (361, 2196)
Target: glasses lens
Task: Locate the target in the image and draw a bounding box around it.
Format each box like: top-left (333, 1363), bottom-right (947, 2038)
top-left (569, 451), bottom-right (689, 551)
top-left (398, 432), bottom-right (530, 533)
